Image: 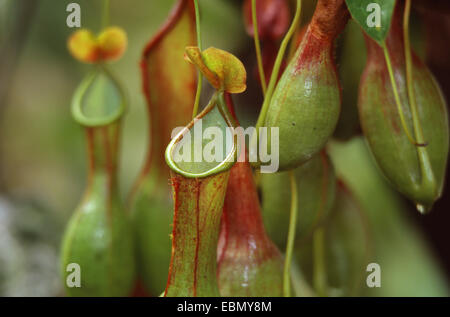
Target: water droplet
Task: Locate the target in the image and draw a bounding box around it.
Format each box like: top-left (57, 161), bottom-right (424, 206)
top-left (416, 203), bottom-right (431, 214)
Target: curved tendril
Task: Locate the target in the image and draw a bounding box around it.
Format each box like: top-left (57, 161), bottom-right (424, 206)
top-left (283, 171), bottom-right (298, 297)
top-left (217, 92), bottom-right (238, 128)
top-left (192, 0), bottom-right (203, 118)
top-left (383, 44), bottom-right (426, 147)
top-left (255, 0), bottom-right (302, 131)
top-left (251, 0), bottom-right (267, 95)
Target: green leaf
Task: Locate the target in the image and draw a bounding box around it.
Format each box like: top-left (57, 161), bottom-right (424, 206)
top-left (345, 0), bottom-right (396, 45)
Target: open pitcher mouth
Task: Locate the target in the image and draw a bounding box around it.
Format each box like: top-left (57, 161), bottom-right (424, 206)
top-left (165, 92), bottom-right (238, 178)
top-left (71, 66), bottom-right (126, 127)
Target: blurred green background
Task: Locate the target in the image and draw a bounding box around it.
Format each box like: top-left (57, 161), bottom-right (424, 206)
top-left (0, 0), bottom-right (448, 296)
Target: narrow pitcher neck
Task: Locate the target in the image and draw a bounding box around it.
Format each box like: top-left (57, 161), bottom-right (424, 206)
top-left (85, 122), bottom-right (120, 189)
